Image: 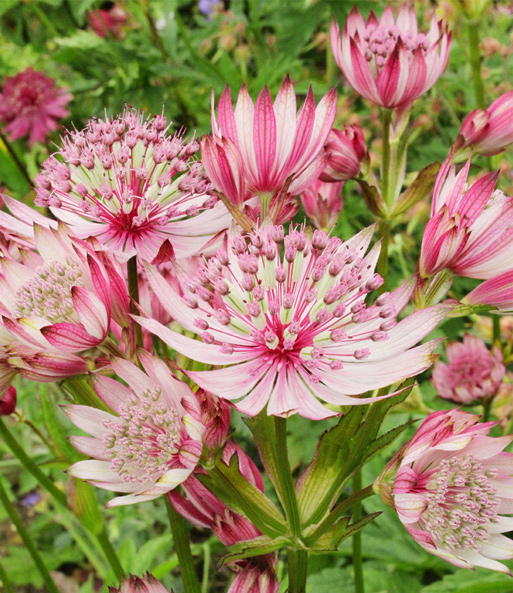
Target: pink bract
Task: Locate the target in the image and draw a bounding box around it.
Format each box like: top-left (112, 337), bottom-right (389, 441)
top-left (66, 353), bottom-right (205, 507)
top-left (300, 178), bottom-right (344, 231)
top-left (35, 107), bottom-right (230, 261)
top-left (419, 154), bottom-right (513, 279)
top-left (320, 125), bottom-right (367, 182)
top-left (389, 410), bottom-right (513, 573)
top-left (137, 225), bottom-right (447, 419)
top-left (0, 68), bottom-right (71, 147)
top-left (456, 91), bottom-right (513, 157)
top-left (432, 334), bottom-right (505, 404)
top-left (464, 271), bottom-right (513, 313)
top-left (330, 5), bottom-right (451, 113)
top-left (111, 574), bottom-right (171, 593)
top-left (202, 75), bottom-right (337, 225)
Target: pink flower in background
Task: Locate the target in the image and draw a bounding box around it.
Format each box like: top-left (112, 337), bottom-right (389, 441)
top-left (169, 442), bottom-right (280, 592)
top-left (0, 224), bottom-right (125, 396)
top-left (300, 178), bottom-right (344, 231)
top-left (432, 334), bottom-right (505, 404)
top-left (388, 410), bottom-right (513, 573)
top-left (35, 108), bottom-right (230, 261)
top-left (330, 5), bottom-right (451, 113)
top-left (66, 353), bottom-right (205, 507)
top-left (110, 574), bottom-right (172, 593)
top-left (0, 68), bottom-right (71, 147)
top-left (456, 91), bottom-right (513, 157)
top-left (88, 5), bottom-right (127, 39)
top-left (320, 125), bottom-right (367, 182)
top-left (202, 76), bottom-right (336, 224)
top-left (137, 225), bottom-right (447, 419)
top-left (419, 155), bottom-right (513, 279)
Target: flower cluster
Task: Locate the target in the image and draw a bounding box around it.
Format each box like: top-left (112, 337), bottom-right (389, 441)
top-left (330, 5), bottom-right (451, 114)
top-left (383, 410), bottom-right (513, 573)
top-left (0, 68), bottom-right (71, 146)
top-left (35, 108), bottom-right (230, 261)
top-left (66, 354), bottom-right (205, 507)
top-left (432, 334), bottom-right (505, 404)
top-left (138, 225), bottom-right (446, 419)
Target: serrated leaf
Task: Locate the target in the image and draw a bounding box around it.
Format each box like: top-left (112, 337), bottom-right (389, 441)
top-left (361, 419), bottom-right (418, 466)
top-left (391, 162), bottom-right (440, 217)
top-left (220, 535), bottom-right (291, 565)
top-left (198, 454), bottom-right (287, 538)
top-left (297, 406), bottom-right (365, 524)
top-left (309, 512), bottom-right (381, 552)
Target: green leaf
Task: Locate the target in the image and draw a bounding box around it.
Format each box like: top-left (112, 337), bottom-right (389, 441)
top-left (297, 406), bottom-right (365, 524)
top-left (391, 162), bottom-right (441, 217)
top-left (420, 568), bottom-right (513, 593)
top-left (68, 478), bottom-right (104, 535)
top-left (198, 455), bottom-right (287, 538)
top-left (361, 419), bottom-right (418, 466)
top-left (309, 512), bottom-right (381, 552)
top-left (220, 535), bottom-right (291, 565)
top-left (40, 387), bottom-right (81, 463)
top-left (355, 179), bottom-right (387, 218)
top-left (61, 376), bottom-right (112, 413)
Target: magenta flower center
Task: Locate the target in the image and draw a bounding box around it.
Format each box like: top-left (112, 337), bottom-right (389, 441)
top-left (362, 25), bottom-right (429, 69)
top-left (16, 258), bottom-right (84, 323)
top-left (102, 387), bottom-right (181, 484)
top-left (424, 455), bottom-right (499, 551)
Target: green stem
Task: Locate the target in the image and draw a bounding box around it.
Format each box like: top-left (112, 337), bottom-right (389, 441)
top-left (0, 131), bottom-right (33, 188)
top-left (201, 542), bottom-right (210, 593)
top-left (165, 497), bottom-right (201, 593)
top-left (381, 109), bottom-right (392, 209)
top-left (127, 255), bottom-right (143, 350)
top-left (376, 220), bottom-right (390, 295)
top-left (0, 419), bottom-right (123, 580)
top-left (352, 470), bottom-right (364, 593)
top-left (304, 485), bottom-right (375, 546)
top-left (482, 399), bottom-right (492, 423)
top-left (97, 526), bottom-right (124, 581)
top-left (0, 475), bottom-right (60, 593)
top-left (0, 419), bottom-right (67, 507)
top-left (273, 417), bottom-right (307, 592)
top-left (287, 548), bottom-right (308, 593)
top-left (467, 21), bottom-right (485, 109)
top-left (0, 558), bottom-right (14, 593)
top-left (493, 316), bottom-right (501, 342)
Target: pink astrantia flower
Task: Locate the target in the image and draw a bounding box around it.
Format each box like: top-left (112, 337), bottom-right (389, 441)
top-left (330, 5), bottom-right (451, 113)
top-left (66, 353), bottom-right (205, 507)
top-left (432, 334), bottom-right (505, 404)
top-left (0, 68), bottom-right (71, 147)
top-left (387, 410), bottom-right (513, 573)
top-left (0, 224), bottom-right (125, 396)
top-left (137, 225), bottom-right (447, 419)
top-left (89, 5), bottom-right (127, 39)
top-left (300, 178), bottom-right (344, 231)
top-left (319, 125), bottom-right (367, 182)
top-left (202, 76), bottom-right (337, 225)
top-left (418, 154), bottom-right (513, 279)
top-left (35, 108), bottom-right (230, 261)
top-left (110, 574), bottom-right (172, 593)
top-left (455, 91), bottom-right (513, 157)
top-left (169, 442), bottom-right (280, 592)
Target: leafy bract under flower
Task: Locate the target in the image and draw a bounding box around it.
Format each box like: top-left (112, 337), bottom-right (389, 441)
top-left (138, 225), bottom-right (447, 419)
top-left (66, 353), bottom-right (205, 507)
top-left (35, 107), bottom-right (230, 261)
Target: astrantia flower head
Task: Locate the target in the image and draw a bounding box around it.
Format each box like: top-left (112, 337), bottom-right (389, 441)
top-left (432, 334), bottom-right (505, 404)
top-left (319, 125), bottom-right (367, 182)
top-left (138, 225), bottom-right (447, 419)
top-left (66, 353), bottom-right (205, 507)
top-left (202, 75), bottom-right (337, 227)
top-left (109, 573), bottom-right (172, 593)
top-left (300, 178), bottom-right (344, 231)
top-left (0, 223), bottom-right (124, 396)
top-left (35, 107), bottom-right (230, 261)
top-left (330, 4), bottom-right (451, 114)
top-left (380, 410), bottom-right (513, 573)
top-left (419, 154), bottom-right (513, 280)
top-left (0, 68), bottom-right (71, 147)
top-left (89, 5), bottom-right (127, 39)
top-left (455, 91), bottom-right (513, 158)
